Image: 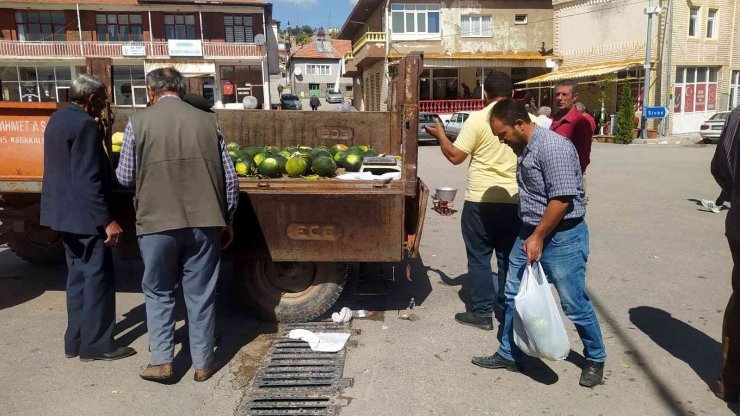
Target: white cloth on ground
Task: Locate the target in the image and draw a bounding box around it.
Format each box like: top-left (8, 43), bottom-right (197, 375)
top-left (287, 329), bottom-right (351, 353)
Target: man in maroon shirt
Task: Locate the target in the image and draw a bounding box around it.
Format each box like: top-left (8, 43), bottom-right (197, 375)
top-left (576, 102), bottom-right (597, 133)
top-left (550, 80), bottom-right (593, 173)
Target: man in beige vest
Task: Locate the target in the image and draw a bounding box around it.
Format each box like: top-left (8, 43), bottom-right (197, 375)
top-left (116, 67), bottom-right (238, 383)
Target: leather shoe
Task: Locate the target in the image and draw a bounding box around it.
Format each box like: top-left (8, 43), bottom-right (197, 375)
top-left (471, 353), bottom-right (518, 372)
top-left (80, 346), bottom-right (136, 362)
top-left (579, 360), bottom-right (604, 388)
top-left (194, 360), bottom-right (220, 382)
top-left (139, 363), bottom-right (174, 381)
top-left (455, 312), bottom-right (493, 331)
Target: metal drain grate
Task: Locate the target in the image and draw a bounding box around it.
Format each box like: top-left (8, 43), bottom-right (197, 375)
top-left (243, 394), bottom-right (336, 416)
top-left (239, 322), bottom-right (352, 416)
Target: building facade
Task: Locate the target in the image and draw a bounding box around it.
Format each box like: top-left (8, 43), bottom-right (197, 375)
top-left (521, 0), bottom-right (740, 135)
top-left (288, 33), bottom-right (352, 100)
top-left (339, 0), bottom-right (556, 114)
top-left (0, 0), bottom-right (278, 109)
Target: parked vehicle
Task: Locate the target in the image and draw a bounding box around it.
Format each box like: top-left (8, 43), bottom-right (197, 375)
top-left (280, 94), bottom-right (302, 110)
top-left (0, 55), bottom-right (429, 324)
top-left (418, 112), bottom-right (443, 144)
top-left (700, 111), bottom-right (730, 143)
top-left (445, 111), bottom-right (471, 140)
top-left (326, 89), bottom-right (344, 104)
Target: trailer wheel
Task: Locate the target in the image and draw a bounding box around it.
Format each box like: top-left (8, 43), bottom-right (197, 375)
top-left (241, 261), bottom-right (346, 323)
top-left (7, 228), bottom-right (64, 264)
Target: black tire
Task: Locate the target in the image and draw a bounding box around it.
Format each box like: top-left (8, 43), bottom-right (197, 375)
top-left (7, 228), bottom-right (65, 264)
top-left (241, 261), bottom-right (346, 323)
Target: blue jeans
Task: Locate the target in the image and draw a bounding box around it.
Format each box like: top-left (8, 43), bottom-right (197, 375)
top-left (461, 201), bottom-right (521, 319)
top-left (139, 227), bottom-right (221, 369)
top-left (496, 220), bottom-right (606, 362)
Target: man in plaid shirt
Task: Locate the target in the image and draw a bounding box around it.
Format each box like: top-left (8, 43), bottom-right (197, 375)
top-left (472, 98), bottom-right (606, 388)
top-left (116, 67), bottom-right (238, 383)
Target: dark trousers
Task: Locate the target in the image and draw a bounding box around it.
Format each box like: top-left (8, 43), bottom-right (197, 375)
top-left (460, 201), bottom-right (521, 319)
top-left (720, 238), bottom-right (740, 397)
top-left (62, 232), bottom-right (116, 357)
top-left (716, 190), bottom-right (729, 206)
top-left (311, 105), bottom-right (318, 111)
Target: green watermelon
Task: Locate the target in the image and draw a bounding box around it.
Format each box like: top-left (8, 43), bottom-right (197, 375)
top-left (258, 157), bottom-right (282, 178)
top-left (285, 157), bottom-right (309, 177)
top-left (278, 150), bottom-right (292, 159)
top-left (331, 144), bottom-right (349, 155)
top-left (359, 145), bottom-right (370, 152)
top-left (347, 146), bottom-right (364, 156)
top-left (244, 146), bottom-right (262, 158)
top-left (312, 150), bottom-right (332, 160)
top-left (312, 156), bottom-right (337, 177)
top-left (234, 158), bottom-right (253, 176)
top-left (226, 142), bottom-right (241, 151)
top-left (344, 153), bottom-right (363, 172)
top-left (333, 151), bottom-right (345, 168)
top-left (275, 156), bottom-right (288, 174)
top-left (363, 149), bottom-right (379, 158)
top-left (253, 152), bottom-right (268, 167)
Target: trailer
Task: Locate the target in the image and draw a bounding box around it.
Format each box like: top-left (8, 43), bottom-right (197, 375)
top-left (0, 54), bottom-right (428, 322)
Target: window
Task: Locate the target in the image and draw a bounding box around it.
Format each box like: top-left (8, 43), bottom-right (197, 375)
top-left (707, 9), bottom-right (717, 38)
top-left (0, 65), bottom-right (77, 102)
top-left (15, 10), bottom-right (65, 41)
top-left (96, 14), bottom-right (143, 42)
top-left (112, 66), bottom-right (147, 107)
top-left (391, 4), bottom-right (440, 38)
top-left (673, 67), bottom-right (718, 113)
top-left (461, 15), bottom-right (492, 37)
top-left (165, 14), bottom-right (196, 40)
top-left (419, 68), bottom-right (458, 100)
top-left (307, 64), bottom-right (330, 75)
top-left (730, 71), bottom-right (740, 110)
top-left (219, 65), bottom-right (263, 105)
top-left (515, 14), bottom-right (528, 25)
top-left (224, 15), bottom-right (254, 43)
top-left (326, 83), bottom-right (336, 92)
top-left (689, 6), bottom-right (700, 37)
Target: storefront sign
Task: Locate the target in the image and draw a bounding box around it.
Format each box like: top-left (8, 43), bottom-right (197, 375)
top-left (684, 84), bottom-right (695, 113)
top-left (707, 84), bottom-right (717, 111)
top-left (673, 86), bottom-right (683, 113)
top-left (695, 84), bottom-right (706, 111)
top-left (168, 40), bottom-right (203, 57)
top-left (122, 44), bottom-right (146, 57)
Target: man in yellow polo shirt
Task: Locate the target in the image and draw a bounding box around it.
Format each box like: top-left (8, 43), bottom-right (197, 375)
top-left (425, 71), bottom-right (539, 331)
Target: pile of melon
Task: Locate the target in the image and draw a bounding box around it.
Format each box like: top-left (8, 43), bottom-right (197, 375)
top-left (226, 143), bottom-right (384, 179)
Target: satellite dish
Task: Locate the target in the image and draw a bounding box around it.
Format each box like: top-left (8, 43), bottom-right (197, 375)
top-left (243, 95), bottom-right (259, 109)
top-left (255, 34), bottom-right (266, 46)
top-left (294, 67), bottom-right (302, 76)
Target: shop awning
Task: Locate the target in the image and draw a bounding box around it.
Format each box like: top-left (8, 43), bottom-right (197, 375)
top-left (389, 52), bottom-right (560, 69)
top-left (517, 59), bottom-right (645, 85)
top-left (144, 61), bottom-right (216, 77)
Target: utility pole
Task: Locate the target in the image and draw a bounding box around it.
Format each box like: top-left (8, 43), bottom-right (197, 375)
top-left (640, 0), bottom-right (662, 139)
top-left (662, 0), bottom-right (673, 136)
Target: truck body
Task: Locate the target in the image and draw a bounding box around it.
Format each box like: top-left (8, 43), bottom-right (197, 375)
top-left (0, 54), bottom-right (428, 322)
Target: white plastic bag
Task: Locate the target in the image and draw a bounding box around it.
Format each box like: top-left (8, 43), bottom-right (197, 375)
top-left (513, 262), bottom-right (570, 361)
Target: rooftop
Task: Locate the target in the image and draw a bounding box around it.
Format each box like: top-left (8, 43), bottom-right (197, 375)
top-left (291, 36), bottom-right (351, 60)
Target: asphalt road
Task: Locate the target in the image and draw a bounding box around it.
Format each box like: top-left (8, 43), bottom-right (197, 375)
top-left (0, 142), bottom-right (737, 415)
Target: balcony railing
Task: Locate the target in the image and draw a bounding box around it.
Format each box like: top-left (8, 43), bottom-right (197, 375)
top-left (419, 99), bottom-right (485, 114)
top-left (344, 51), bottom-right (354, 61)
top-left (0, 41), bottom-right (264, 59)
top-left (352, 32), bottom-right (385, 56)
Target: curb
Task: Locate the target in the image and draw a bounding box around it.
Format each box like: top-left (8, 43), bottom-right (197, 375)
top-left (630, 135), bottom-right (703, 145)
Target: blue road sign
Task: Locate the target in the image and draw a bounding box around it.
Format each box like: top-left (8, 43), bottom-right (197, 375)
top-left (644, 106), bottom-right (668, 119)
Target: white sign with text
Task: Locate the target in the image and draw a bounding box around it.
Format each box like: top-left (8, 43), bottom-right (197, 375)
top-left (168, 40), bottom-right (203, 57)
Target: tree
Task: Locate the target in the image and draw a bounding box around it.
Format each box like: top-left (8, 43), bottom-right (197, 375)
top-left (614, 83), bottom-right (635, 144)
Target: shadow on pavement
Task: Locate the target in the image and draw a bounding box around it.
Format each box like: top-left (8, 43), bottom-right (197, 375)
top-left (519, 355), bottom-right (559, 385)
top-left (323, 256), bottom-right (434, 319)
top-left (428, 267), bottom-right (471, 311)
top-left (629, 306), bottom-right (722, 394)
top-left (0, 248), bottom-right (66, 310)
top-left (590, 292), bottom-right (709, 415)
